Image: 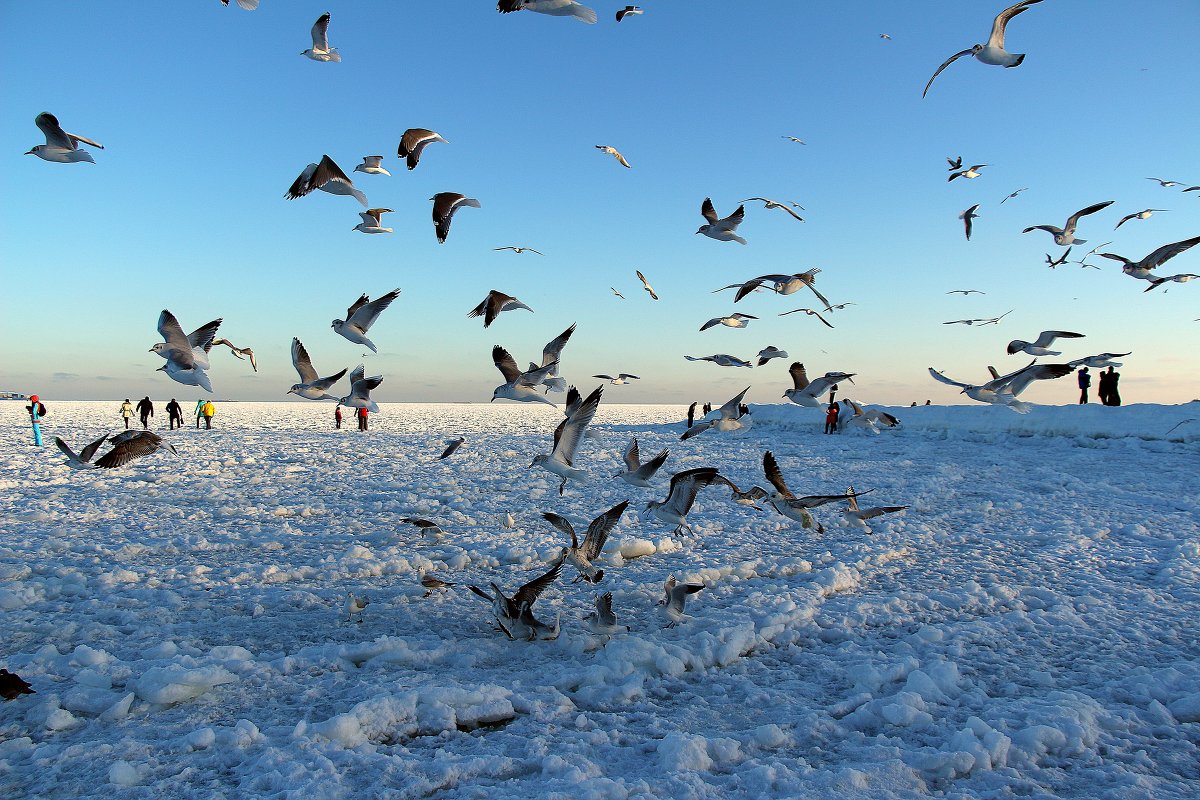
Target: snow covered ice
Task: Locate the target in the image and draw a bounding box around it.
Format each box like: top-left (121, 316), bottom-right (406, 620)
top-left (2, 400), bottom-right (1199, 798)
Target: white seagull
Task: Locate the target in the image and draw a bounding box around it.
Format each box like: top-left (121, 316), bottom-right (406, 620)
top-left (1001, 187), bottom-right (1029, 204)
top-left (700, 313), bottom-right (757, 331)
top-left (595, 145), bottom-right (631, 168)
top-left (741, 197), bottom-right (805, 222)
top-left (614, 438), bottom-right (669, 487)
top-left (331, 289), bottom-right (401, 352)
top-left (337, 365), bottom-right (383, 413)
top-left (345, 593), bottom-right (368, 623)
top-left (783, 362), bottom-right (855, 407)
top-left (352, 208), bottom-right (393, 234)
top-left (302, 13), bottom-right (341, 62)
top-left (285, 155), bottom-right (368, 208)
top-left (430, 192), bottom-right (480, 243)
top-left (530, 324), bottom-right (576, 394)
top-left (1022, 200), bottom-right (1114, 246)
top-left (495, 246), bottom-right (544, 255)
top-left (643, 468), bottom-right (722, 535)
top-left (491, 345), bottom-right (561, 406)
top-left (1114, 209), bottom-right (1167, 230)
top-left (211, 338), bottom-right (257, 372)
top-left (397, 128), bottom-right (448, 171)
top-left (615, 6), bottom-right (642, 23)
top-left (659, 576), bottom-right (705, 627)
top-left (763, 450), bottom-right (858, 529)
top-left (778, 307), bottom-right (834, 328)
top-left (152, 310), bottom-right (216, 393)
top-left (1145, 273), bottom-right (1200, 292)
top-left (696, 198), bottom-right (747, 244)
top-left (680, 386), bottom-right (751, 441)
top-left (842, 400), bottom-right (900, 431)
top-left (496, 0), bottom-right (598, 24)
top-left (585, 592), bottom-right (629, 637)
top-left (949, 165), bottom-right (987, 181)
top-left (542, 500), bottom-right (628, 583)
top-left (150, 314), bottom-right (221, 371)
top-left (530, 385), bottom-right (603, 492)
top-left (1007, 330), bottom-right (1085, 356)
top-left (928, 361), bottom-right (1073, 413)
top-left (1098, 236), bottom-right (1200, 282)
top-left (757, 346), bottom-right (789, 366)
top-left (922, 0), bottom-right (1044, 98)
top-left (721, 269), bottom-right (831, 308)
top-left (782, 136), bottom-right (806, 144)
top-left (468, 553), bottom-right (565, 641)
top-left (636, 270), bottom-right (659, 300)
top-left (287, 338), bottom-right (347, 400)
top-left (468, 290), bottom-right (534, 328)
top-left (1146, 177), bottom-right (1183, 188)
top-left (26, 113), bottom-right (104, 164)
top-left (684, 354), bottom-right (753, 368)
top-left (843, 485), bottom-right (908, 527)
top-left (353, 156), bottom-right (390, 176)
top-left (1067, 352), bottom-right (1131, 369)
top-left (594, 373), bottom-right (639, 385)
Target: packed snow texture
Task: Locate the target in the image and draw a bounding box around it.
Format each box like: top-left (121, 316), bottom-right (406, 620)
top-left (2, 400), bottom-right (1198, 798)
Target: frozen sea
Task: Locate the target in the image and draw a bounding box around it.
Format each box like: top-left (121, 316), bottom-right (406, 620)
top-left (2, 400), bottom-right (1199, 799)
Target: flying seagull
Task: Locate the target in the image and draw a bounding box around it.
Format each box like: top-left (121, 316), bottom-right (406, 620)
top-left (782, 136), bottom-right (806, 144)
top-left (585, 592), bottom-right (629, 637)
top-left (26, 112), bottom-right (103, 164)
top-left (843, 485), bottom-right (908, 527)
top-left (54, 434), bottom-right (109, 469)
top-left (658, 575), bottom-right (705, 627)
top-left (1022, 200), bottom-right (1114, 246)
top-left (614, 438), bottom-right (669, 487)
top-left (495, 246), bottom-right (543, 255)
top-left (396, 128), bottom-right (449, 170)
top-left (1007, 330), bottom-right (1084, 356)
top-left (57, 431), bottom-right (178, 470)
top-left (922, 0), bottom-right (1044, 98)
top-left (681, 386), bottom-right (751, 440)
top-left (757, 346), bottom-right (788, 366)
top-left (530, 323), bottom-right (577, 394)
top-left (928, 361), bottom-right (1072, 413)
top-left (469, 552), bottom-right (566, 641)
top-left (221, 0), bottom-right (260, 9)
top-left (595, 145), bottom-right (630, 168)
top-left (152, 310), bottom-right (216, 393)
top-left (1098, 236), bottom-right (1200, 281)
top-left (946, 289), bottom-right (986, 295)
top-left (700, 313), bottom-right (756, 331)
top-left (720, 269), bottom-right (831, 308)
top-left (530, 385), bottom-right (603, 493)
top-left (778, 308), bottom-right (834, 328)
top-left (542, 500), bottom-right (628, 583)
top-left (783, 363), bottom-right (855, 407)
top-left (353, 156), bottom-right (389, 176)
top-left (285, 155), bottom-right (367, 207)
top-left (353, 208), bottom-right (393, 234)
top-left (762, 450), bottom-right (859, 528)
top-left (287, 338), bottom-right (347, 400)
top-left (1146, 177), bottom-right (1183, 188)
top-left (331, 289), bottom-right (401, 352)
top-left (1046, 249), bottom-right (1072, 269)
top-left (1067, 352), bottom-right (1131, 369)
top-left (615, 5), bottom-right (642, 22)
top-left (697, 198), bottom-right (747, 244)
top-left (430, 192), bottom-right (480, 243)
top-left (960, 204), bottom-right (980, 240)
top-left (437, 437), bottom-right (466, 460)
top-left (684, 354), bottom-right (753, 368)
top-left (211, 338), bottom-right (257, 371)
top-left (301, 13), bottom-right (341, 62)
top-left (468, 290), bottom-right (534, 328)
top-left (636, 270), bottom-right (658, 300)
top-left (337, 365), bottom-right (383, 413)
top-left (1145, 273), bottom-right (1200, 292)
top-left (713, 475), bottom-right (770, 511)
top-left (949, 165), bottom-right (987, 181)
top-left (741, 198), bottom-right (804, 222)
top-left (491, 345), bottom-right (561, 406)
top-left (594, 373), bottom-right (639, 385)
top-left (1114, 209), bottom-right (1168, 230)
top-left (496, 0), bottom-right (598, 24)
top-left (611, 287), bottom-right (625, 299)
top-left (1000, 187), bottom-right (1029, 204)
top-left (644, 468), bottom-right (722, 535)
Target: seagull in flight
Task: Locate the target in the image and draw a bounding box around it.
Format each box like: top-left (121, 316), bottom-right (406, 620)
top-left (643, 468), bottom-right (722, 535)
top-left (762, 451), bottom-right (858, 529)
top-left (960, 204), bottom-right (980, 240)
top-left (57, 432), bottom-right (178, 470)
top-left (947, 155), bottom-right (963, 170)
top-left (636, 270), bottom-right (658, 300)
top-left (928, 361), bottom-right (1072, 413)
top-left (542, 500), bottom-right (628, 583)
top-left (530, 385), bottom-right (603, 493)
top-left (353, 208), bottom-right (393, 234)
top-left (613, 438), bottom-right (669, 487)
top-left (354, 156), bottom-right (390, 176)
top-left (286, 155), bottom-right (368, 207)
top-left (1000, 187), bottom-right (1029, 204)
top-left (26, 112), bottom-right (103, 164)
top-left (1007, 330), bottom-right (1085, 356)
top-left (782, 136), bottom-right (806, 144)
top-left (1146, 177), bottom-right (1183, 188)
top-left (741, 198), bottom-right (804, 221)
top-left (496, 0), bottom-right (598, 24)
top-left (922, 0), bottom-right (1044, 98)
top-left (337, 365), bottom-right (383, 413)
top-left (530, 324), bottom-right (577, 394)
top-left (681, 386), bottom-right (751, 440)
top-left (287, 338), bottom-right (347, 400)
top-left (949, 165), bottom-right (987, 181)
top-left (684, 354), bottom-right (753, 368)
top-left (491, 345), bottom-right (561, 406)
top-left (469, 553), bottom-right (565, 641)
top-left (946, 289), bottom-right (986, 295)
top-left (1114, 209), bottom-right (1168, 230)
top-left (615, 6), bottom-right (643, 23)
top-left (397, 128), bottom-right (448, 170)
top-left (301, 13), bottom-right (341, 62)
top-left (150, 313), bottom-right (221, 371)
top-left (494, 246), bottom-right (543, 255)
top-left (1145, 273), bottom-right (1200, 292)
top-left (211, 338), bottom-right (257, 371)
top-left (468, 290), bottom-right (534, 328)
top-left (1045, 249), bottom-right (1072, 269)
top-left (430, 193), bottom-right (480, 243)
top-left (843, 485), bottom-right (908, 527)
top-left (1067, 352), bottom-right (1131, 369)
top-left (595, 145), bottom-right (630, 168)
top-left (658, 575), bottom-right (705, 627)
top-left (783, 363), bottom-right (854, 407)
top-left (1098, 236), bottom-right (1200, 281)
top-left (756, 346), bottom-right (788, 366)
top-left (1022, 200), bottom-right (1114, 246)
top-left (594, 373), bottom-right (639, 385)
top-left (696, 198), bottom-right (747, 244)
top-left (331, 289), bottom-right (401, 352)
top-left (778, 308), bottom-right (834, 328)
top-left (719, 269), bottom-right (831, 308)
top-left (611, 287), bottom-right (625, 299)
top-left (700, 313), bottom-right (756, 331)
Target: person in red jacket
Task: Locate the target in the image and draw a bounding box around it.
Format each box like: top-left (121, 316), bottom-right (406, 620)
top-left (334, 405), bottom-right (343, 429)
top-left (824, 402), bottom-right (840, 434)
top-left (357, 407), bottom-right (368, 431)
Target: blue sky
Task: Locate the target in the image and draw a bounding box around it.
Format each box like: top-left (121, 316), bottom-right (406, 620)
top-left (1, 1), bottom-right (1197, 406)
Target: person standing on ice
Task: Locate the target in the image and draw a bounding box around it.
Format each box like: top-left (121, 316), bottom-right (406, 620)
top-left (334, 405), bottom-right (343, 429)
top-left (824, 402), bottom-right (840, 434)
top-left (136, 396), bottom-right (154, 429)
top-left (1103, 366), bottom-right (1121, 406)
top-left (26, 394), bottom-right (46, 447)
top-left (194, 398), bottom-right (205, 428)
top-left (357, 406), bottom-right (369, 431)
top-left (119, 398), bottom-right (134, 429)
top-left (1077, 367), bottom-right (1091, 404)
top-left (166, 398), bottom-right (183, 429)
top-left (201, 400), bottom-right (215, 430)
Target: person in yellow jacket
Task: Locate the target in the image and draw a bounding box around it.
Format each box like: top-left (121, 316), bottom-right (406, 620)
top-left (201, 400), bottom-right (216, 429)
top-left (119, 399), bottom-right (135, 430)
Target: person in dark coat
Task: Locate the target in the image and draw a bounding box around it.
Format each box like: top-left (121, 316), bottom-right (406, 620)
top-left (1097, 369), bottom-right (1111, 406)
top-left (166, 398), bottom-right (183, 429)
top-left (1103, 366), bottom-right (1121, 406)
top-left (1077, 368), bottom-right (1091, 404)
top-left (136, 396), bottom-right (154, 428)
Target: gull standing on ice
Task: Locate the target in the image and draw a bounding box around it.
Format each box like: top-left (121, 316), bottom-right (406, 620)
top-left (437, 437), bottom-right (466, 460)
top-left (595, 145), bottom-right (630, 168)
top-left (960, 204), bottom-right (980, 240)
top-left (1099, 236), bottom-right (1200, 282)
top-left (658, 576), bottom-right (705, 627)
top-left (757, 346), bottom-right (788, 366)
top-left (614, 438), bottom-right (669, 487)
top-left (469, 553), bottom-right (566, 641)
top-left (783, 363), bottom-right (855, 407)
top-left (530, 385), bottom-right (603, 492)
top-left (354, 156), bottom-right (390, 176)
top-left (922, 0), bottom-right (1044, 98)
top-left (421, 574), bottom-right (455, 596)
top-left (302, 13), bottom-right (341, 62)
top-left (680, 386), bottom-right (751, 440)
top-left (332, 289), bottom-right (401, 352)
top-left (636, 270), bottom-right (658, 300)
top-left (496, 0), bottom-right (598, 24)
top-left (585, 592), bottom-right (629, 637)
top-left (353, 208), bottom-right (393, 234)
top-left (643, 468), bottom-right (722, 535)
top-left (468, 290), bottom-right (534, 328)
top-left (594, 373), bottom-right (639, 385)
top-left (949, 165), bottom-right (987, 181)
top-left (397, 128), bottom-right (448, 170)
top-left (1022, 200), bottom-right (1114, 246)
top-left (25, 113), bottom-right (103, 164)
top-left (685, 354), bottom-right (753, 368)
top-left (697, 198), bottom-right (747, 244)
top-left (287, 337), bottom-right (347, 400)
top-left (741, 197), bottom-right (805, 221)
top-left (430, 193), bottom-right (480, 243)
top-left (615, 5), bottom-right (642, 22)
top-left (1114, 209), bottom-right (1167, 229)
top-left (285, 155), bottom-right (368, 207)
top-left (495, 246), bottom-right (544, 255)
top-left (337, 365), bottom-right (383, 413)
top-left (778, 307), bottom-right (834, 328)
top-left (345, 593), bottom-right (368, 623)
top-left (700, 313), bottom-right (756, 331)
top-left (1007, 330), bottom-right (1085, 356)
top-left (543, 500), bottom-right (629, 583)
top-left (400, 518), bottom-right (445, 538)
top-left (491, 345), bottom-right (561, 406)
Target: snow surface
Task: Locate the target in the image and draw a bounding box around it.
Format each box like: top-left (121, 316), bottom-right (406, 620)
top-left (2, 400), bottom-right (1199, 798)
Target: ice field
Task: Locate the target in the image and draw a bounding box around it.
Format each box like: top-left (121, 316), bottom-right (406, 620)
top-left (2, 400), bottom-right (1199, 798)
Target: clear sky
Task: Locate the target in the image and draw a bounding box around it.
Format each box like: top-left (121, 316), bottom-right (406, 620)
top-left (1, 1), bottom-right (1197, 407)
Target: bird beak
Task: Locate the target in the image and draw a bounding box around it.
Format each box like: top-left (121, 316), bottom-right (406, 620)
top-left (24, 149), bottom-right (34, 155)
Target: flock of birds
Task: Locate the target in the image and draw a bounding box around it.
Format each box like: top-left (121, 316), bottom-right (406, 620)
top-left (24, 1), bottom-right (1198, 644)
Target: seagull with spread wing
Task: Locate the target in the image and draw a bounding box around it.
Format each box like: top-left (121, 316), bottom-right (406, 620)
top-left (285, 155), bottom-right (367, 207)
top-left (922, 0), bottom-right (1044, 98)
top-left (331, 289), bottom-right (401, 352)
top-left (783, 363), bottom-right (855, 407)
top-left (1022, 201), bottom-right (1114, 246)
top-left (740, 197), bottom-right (804, 221)
top-left (468, 290), bottom-right (533, 328)
top-left (397, 128), bottom-right (448, 170)
top-left (542, 500), bottom-right (629, 583)
top-left (613, 438), bottom-right (669, 487)
top-left (301, 12), bottom-right (341, 62)
top-left (469, 552), bottom-right (566, 641)
top-left (1099, 236), bottom-right (1200, 282)
top-left (643, 468), bottom-right (722, 535)
top-left (287, 338), bottom-right (347, 400)
top-left (696, 198), bottom-right (747, 244)
top-left (530, 385), bottom-right (603, 493)
top-left (762, 451), bottom-right (859, 529)
top-left (26, 112), bottom-right (104, 164)
top-left (1007, 330), bottom-right (1085, 356)
top-left (928, 361), bottom-right (1073, 413)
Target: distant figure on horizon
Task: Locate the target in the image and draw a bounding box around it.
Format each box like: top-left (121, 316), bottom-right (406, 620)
top-left (910, 401), bottom-right (917, 407)
top-left (357, 406), bottom-right (369, 431)
top-left (194, 398), bottom-right (205, 428)
top-left (1077, 367), bottom-right (1091, 404)
top-left (824, 402), bottom-right (840, 434)
top-left (120, 398), bottom-right (134, 429)
top-left (1100, 366), bottom-right (1122, 406)
top-left (166, 398), bottom-right (183, 429)
top-left (201, 400), bottom-right (215, 429)
top-left (335, 405), bottom-right (343, 429)
top-left (925, 400), bottom-right (931, 405)
top-left (136, 396), bottom-right (154, 429)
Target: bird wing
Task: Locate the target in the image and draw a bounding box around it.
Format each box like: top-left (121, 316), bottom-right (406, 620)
top-left (1031, 330), bottom-right (1084, 348)
top-left (634, 449), bottom-right (669, 480)
top-left (311, 12), bottom-right (332, 50)
top-left (999, 363), bottom-right (1073, 396)
top-left (94, 434), bottom-right (164, 469)
top-left (812, 310), bottom-right (834, 329)
top-left (859, 506), bottom-right (910, 520)
top-left (668, 582), bottom-right (704, 613)
top-left (733, 279), bottom-right (766, 303)
top-left (700, 197), bottom-right (719, 224)
top-left (35, 113), bottom-right (76, 150)
top-left (699, 318), bottom-right (721, 332)
top-left (596, 592), bottom-right (617, 625)
top-left (789, 362), bottom-right (810, 392)
top-left (990, 0), bottom-right (1042, 50)
top-left (54, 437), bottom-right (79, 461)
top-left (923, 49), bottom-right (974, 98)
top-left (551, 385), bottom-right (602, 463)
top-left (1114, 213), bottom-right (1136, 230)
top-left (762, 451), bottom-right (794, 499)
top-left (622, 437), bottom-right (641, 472)
top-left (779, 205), bottom-right (805, 221)
top-left (311, 155), bottom-right (355, 193)
top-left (291, 338), bottom-right (320, 383)
top-left (928, 367), bottom-right (971, 390)
top-left (186, 319), bottom-right (223, 353)
top-left (718, 386), bottom-right (750, 419)
top-left (721, 205), bottom-right (746, 231)
top-left (665, 467), bottom-right (720, 513)
top-left (401, 130), bottom-right (443, 170)
top-left (492, 345), bottom-right (523, 384)
top-left (157, 310), bottom-right (195, 368)
top-left (345, 293), bottom-right (370, 319)
top-left (964, 211), bottom-right (974, 240)
top-left (541, 323), bottom-right (576, 368)
top-left (581, 500), bottom-right (629, 559)
top-left (541, 512), bottom-right (578, 547)
top-left (348, 288), bottom-right (401, 331)
top-left (512, 551), bottom-right (566, 609)
top-left (1065, 200), bottom-right (1114, 232)
top-left (619, 374), bottom-right (640, 381)
top-left (636, 270), bottom-right (658, 299)
top-left (1140, 235), bottom-right (1200, 270)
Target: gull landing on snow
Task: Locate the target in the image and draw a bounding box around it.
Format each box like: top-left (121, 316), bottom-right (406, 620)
top-left (468, 553), bottom-right (565, 641)
top-left (643, 468), bottom-right (722, 535)
top-left (659, 575), bottom-right (705, 627)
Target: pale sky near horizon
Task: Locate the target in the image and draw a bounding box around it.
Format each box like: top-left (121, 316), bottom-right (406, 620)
top-left (1, 1), bottom-right (1197, 408)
